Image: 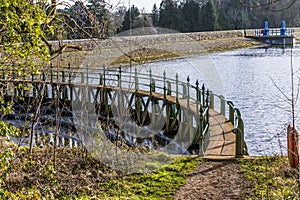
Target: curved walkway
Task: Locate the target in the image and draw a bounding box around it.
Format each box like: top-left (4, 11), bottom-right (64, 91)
top-left (206, 109), bottom-right (236, 158)
top-left (0, 67), bottom-right (237, 156)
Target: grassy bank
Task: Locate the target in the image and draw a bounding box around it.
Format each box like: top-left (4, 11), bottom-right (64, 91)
top-left (1, 139), bottom-right (300, 199)
top-left (52, 37), bottom-right (261, 67)
top-left (0, 144), bottom-right (201, 199)
top-left (240, 156), bottom-right (300, 199)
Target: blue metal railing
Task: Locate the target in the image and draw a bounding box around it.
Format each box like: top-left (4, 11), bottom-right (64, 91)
top-left (254, 28), bottom-right (294, 36)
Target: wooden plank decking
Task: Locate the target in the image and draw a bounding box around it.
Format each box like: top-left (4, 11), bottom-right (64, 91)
top-left (205, 109), bottom-right (236, 158)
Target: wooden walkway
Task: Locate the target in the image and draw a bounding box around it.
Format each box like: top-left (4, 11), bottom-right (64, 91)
top-left (206, 109), bottom-right (236, 158)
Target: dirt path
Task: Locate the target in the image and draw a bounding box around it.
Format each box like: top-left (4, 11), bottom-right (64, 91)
top-left (174, 160), bottom-right (247, 200)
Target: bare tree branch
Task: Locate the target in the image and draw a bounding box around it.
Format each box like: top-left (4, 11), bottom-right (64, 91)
top-left (240, 0), bottom-right (297, 12)
top-left (270, 76), bottom-right (292, 104)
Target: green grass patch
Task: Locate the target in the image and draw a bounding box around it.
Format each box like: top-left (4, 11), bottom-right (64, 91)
top-left (0, 145), bottom-right (201, 199)
top-left (97, 156), bottom-right (202, 199)
top-left (110, 47), bottom-right (180, 65)
top-left (239, 156), bottom-right (300, 199)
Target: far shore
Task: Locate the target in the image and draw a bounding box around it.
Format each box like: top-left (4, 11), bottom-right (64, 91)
top-left (52, 36), bottom-right (262, 68)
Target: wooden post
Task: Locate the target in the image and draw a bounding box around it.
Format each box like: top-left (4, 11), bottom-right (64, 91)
top-left (80, 72), bottom-right (84, 102)
top-left (99, 73), bottom-right (104, 107)
top-left (166, 102), bottom-right (170, 133)
top-left (61, 71), bottom-right (68, 101)
top-left (86, 65), bottom-right (89, 84)
top-left (150, 78), bottom-right (155, 93)
top-left (12, 70), bottom-right (17, 97)
top-left (103, 65), bottom-right (106, 87)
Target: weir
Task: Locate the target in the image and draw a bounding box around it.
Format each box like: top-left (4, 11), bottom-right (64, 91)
top-left (0, 65), bottom-right (247, 157)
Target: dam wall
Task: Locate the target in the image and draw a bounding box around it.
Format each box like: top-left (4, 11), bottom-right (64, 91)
top-left (52, 30), bottom-right (246, 51)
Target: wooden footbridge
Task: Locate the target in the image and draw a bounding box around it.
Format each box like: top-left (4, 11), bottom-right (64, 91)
top-left (0, 65), bottom-right (247, 158)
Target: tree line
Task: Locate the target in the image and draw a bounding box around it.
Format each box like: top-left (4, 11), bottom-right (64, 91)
top-left (2, 0), bottom-right (300, 41)
top-left (148, 0), bottom-right (300, 33)
top-left (60, 0), bottom-right (300, 39)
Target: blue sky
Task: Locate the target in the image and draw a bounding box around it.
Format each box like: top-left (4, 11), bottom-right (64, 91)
top-left (109, 0), bottom-right (161, 12)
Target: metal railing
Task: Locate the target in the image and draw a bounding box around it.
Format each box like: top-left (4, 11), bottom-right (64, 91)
top-left (254, 28), bottom-right (294, 36)
top-left (210, 92), bottom-right (248, 157)
top-left (0, 65), bottom-right (211, 155)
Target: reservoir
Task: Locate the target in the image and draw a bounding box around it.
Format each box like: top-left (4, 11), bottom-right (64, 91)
top-left (145, 45), bottom-right (300, 156)
top-left (5, 44), bottom-right (300, 156)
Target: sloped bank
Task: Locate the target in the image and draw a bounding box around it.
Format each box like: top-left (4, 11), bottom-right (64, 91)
top-left (53, 30), bottom-right (260, 67)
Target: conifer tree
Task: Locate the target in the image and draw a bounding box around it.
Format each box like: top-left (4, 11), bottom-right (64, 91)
top-left (151, 3), bottom-right (159, 27)
top-left (121, 5), bottom-right (140, 32)
top-left (200, 0), bottom-right (219, 31)
top-left (158, 0), bottom-right (183, 31)
top-left (182, 0), bottom-right (201, 32)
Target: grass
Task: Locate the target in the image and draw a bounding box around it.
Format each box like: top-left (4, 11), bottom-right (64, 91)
top-left (239, 156), bottom-right (300, 199)
top-left (110, 47), bottom-right (180, 66)
top-left (0, 143), bottom-right (202, 199)
top-left (2, 136), bottom-right (300, 199)
top-left (51, 37), bottom-right (261, 68)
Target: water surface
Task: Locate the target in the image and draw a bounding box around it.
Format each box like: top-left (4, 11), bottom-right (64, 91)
top-left (144, 45), bottom-right (300, 156)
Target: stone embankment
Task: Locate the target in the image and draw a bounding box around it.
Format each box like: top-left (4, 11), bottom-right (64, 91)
top-left (53, 29), bottom-right (247, 51)
top-left (53, 29), bottom-right (261, 67)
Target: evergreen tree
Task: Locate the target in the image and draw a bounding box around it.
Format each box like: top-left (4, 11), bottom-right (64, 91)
top-left (182, 0), bottom-right (201, 32)
top-left (217, 8), bottom-right (232, 30)
top-left (87, 0), bottom-right (111, 38)
top-left (151, 3), bottom-right (159, 27)
top-left (226, 0), bottom-right (250, 29)
top-left (200, 0), bottom-right (219, 31)
top-left (120, 5), bottom-right (140, 32)
top-left (65, 1), bottom-right (91, 39)
top-left (158, 0), bottom-right (183, 31)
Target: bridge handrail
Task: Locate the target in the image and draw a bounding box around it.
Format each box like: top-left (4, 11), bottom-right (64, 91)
top-left (0, 65), bottom-right (211, 156)
top-left (1, 66), bottom-right (208, 107)
top-left (80, 66), bottom-right (211, 155)
top-left (209, 92), bottom-right (248, 157)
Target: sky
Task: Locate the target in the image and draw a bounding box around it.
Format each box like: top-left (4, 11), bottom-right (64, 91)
top-left (108, 0), bottom-right (162, 12)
